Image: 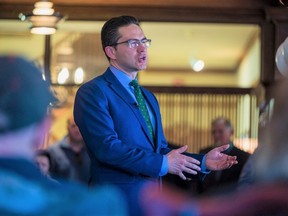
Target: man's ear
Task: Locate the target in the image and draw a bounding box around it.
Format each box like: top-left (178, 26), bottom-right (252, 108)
top-left (104, 46), bottom-right (116, 60)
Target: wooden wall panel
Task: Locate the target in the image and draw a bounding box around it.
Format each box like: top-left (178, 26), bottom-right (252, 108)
top-left (147, 87), bottom-right (258, 153)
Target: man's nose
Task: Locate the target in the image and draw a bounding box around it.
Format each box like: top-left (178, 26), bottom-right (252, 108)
top-left (138, 43), bottom-right (147, 51)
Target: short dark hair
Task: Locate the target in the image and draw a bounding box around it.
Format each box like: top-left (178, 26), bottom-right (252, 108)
top-left (212, 117), bottom-right (233, 130)
top-left (101, 15), bottom-right (140, 58)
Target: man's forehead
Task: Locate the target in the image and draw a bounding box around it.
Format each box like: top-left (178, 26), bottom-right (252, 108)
top-left (213, 123), bottom-right (226, 128)
top-left (118, 24), bottom-right (144, 38)
top-left (212, 124), bottom-right (231, 131)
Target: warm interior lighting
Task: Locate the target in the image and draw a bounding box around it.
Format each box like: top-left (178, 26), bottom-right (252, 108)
top-left (57, 67), bottom-right (69, 84)
top-left (74, 67), bottom-right (85, 84)
top-left (193, 60), bottom-right (205, 72)
top-left (190, 58), bottom-right (205, 72)
top-left (19, 0), bottom-right (64, 35)
top-left (33, 1), bottom-right (54, 15)
top-left (31, 26), bottom-right (56, 35)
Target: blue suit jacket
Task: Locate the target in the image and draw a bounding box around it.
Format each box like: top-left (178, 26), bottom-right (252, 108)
top-left (74, 68), bottom-right (205, 187)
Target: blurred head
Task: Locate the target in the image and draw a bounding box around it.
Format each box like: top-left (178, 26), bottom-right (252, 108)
top-left (67, 116), bottom-right (83, 143)
top-left (255, 78), bottom-right (288, 183)
top-left (211, 117), bottom-right (234, 146)
top-left (35, 149), bottom-right (51, 175)
top-left (0, 56), bottom-right (56, 156)
top-left (0, 56), bottom-right (55, 134)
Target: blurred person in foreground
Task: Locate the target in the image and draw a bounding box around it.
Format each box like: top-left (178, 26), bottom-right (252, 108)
top-left (197, 117), bottom-right (250, 195)
top-left (35, 149), bottom-right (53, 177)
top-left (48, 116), bottom-right (90, 184)
top-left (141, 78), bottom-right (288, 216)
top-left (74, 15), bottom-right (237, 215)
top-left (0, 56), bottom-right (127, 216)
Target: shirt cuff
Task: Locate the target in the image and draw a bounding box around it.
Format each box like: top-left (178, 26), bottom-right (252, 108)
top-left (200, 154), bottom-right (211, 174)
top-left (159, 155), bottom-right (168, 176)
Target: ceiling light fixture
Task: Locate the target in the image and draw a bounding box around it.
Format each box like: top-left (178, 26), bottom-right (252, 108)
top-left (19, 0), bottom-right (64, 35)
top-left (189, 58), bottom-right (205, 72)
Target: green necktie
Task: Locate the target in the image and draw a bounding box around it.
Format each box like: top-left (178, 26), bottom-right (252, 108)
top-left (130, 80), bottom-right (154, 141)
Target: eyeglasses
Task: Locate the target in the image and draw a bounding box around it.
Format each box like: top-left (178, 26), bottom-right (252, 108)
top-left (112, 38), bottom-right (152, 48)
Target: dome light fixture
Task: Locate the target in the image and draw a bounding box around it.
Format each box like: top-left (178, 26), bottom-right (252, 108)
top-left (19, 0), bottom-right (64, 35)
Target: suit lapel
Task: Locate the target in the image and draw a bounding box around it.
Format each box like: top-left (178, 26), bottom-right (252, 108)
top-left (103, 70), bottom-right (155, 147)
top-left (103, 69), bottom-right (134, 105)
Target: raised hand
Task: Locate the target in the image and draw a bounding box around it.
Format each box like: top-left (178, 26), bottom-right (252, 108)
top-left (206, 144), bottom-right (238, 171)
top-left (166, 145), bottom-right (201, 180)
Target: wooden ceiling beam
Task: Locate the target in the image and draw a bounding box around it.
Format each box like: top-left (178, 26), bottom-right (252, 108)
top-left (0, 3), bottom-right (267, 24)
top-left (0, 0), bottom-right (277, 8)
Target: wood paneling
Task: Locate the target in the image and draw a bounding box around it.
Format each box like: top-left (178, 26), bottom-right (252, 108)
top-left (0, 0), bottom-right (276, 8)
top-left (148, 87), bottom-right (258, 153)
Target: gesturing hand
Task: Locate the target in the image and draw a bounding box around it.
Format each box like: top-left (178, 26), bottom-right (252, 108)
top-left (206, 144), bottom-right (238, 171)
top-left (166, 145), bottom-right (201, 180)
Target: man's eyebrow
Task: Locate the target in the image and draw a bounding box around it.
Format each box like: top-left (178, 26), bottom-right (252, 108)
top-left (128, 37), bottom-right (147, 40)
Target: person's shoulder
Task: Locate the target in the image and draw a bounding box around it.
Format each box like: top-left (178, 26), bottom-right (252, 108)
top-left (199, 146), bottom-right (214, 153)
top-left (0, 169), bottom-right (128, 216)
top-left (231, 146), bottom-right (250, 163)
top-left (232, 145), bottom-right (250, 156)
top-left (77, 71), bottom-right (109, 97)
top-left (0, 168), bottom-right (52, 215)
top-left (80, 74), bottom-right (104, 87)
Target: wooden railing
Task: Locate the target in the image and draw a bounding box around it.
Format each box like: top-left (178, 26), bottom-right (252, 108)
top-left (146, 86), bottom-right (259, 153)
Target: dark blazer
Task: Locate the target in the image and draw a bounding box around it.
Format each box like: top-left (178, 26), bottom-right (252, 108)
top-left (74, 68), bottom-right (205, 191)
top-left (197, 143), bottom-right (250, 194)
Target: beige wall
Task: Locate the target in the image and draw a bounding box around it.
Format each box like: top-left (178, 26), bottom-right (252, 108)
top-left (139, 70), bottom-right (238, 87)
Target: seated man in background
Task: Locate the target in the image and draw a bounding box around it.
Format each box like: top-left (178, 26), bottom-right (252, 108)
top-left (48, 116), bottom-right (90, 184)
top-left (197, 117), bottom-right (250, 195)
top-left (0, 56), bottom-right (127, 216)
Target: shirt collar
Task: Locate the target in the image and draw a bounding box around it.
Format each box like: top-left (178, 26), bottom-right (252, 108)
top-left (109, 66), bottom-right (133, 89)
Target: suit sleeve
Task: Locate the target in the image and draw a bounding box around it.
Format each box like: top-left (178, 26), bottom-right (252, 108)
top-left (74, 82), bottom-right (163, 178)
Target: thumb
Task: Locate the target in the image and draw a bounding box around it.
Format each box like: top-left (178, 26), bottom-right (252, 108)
top-left (218, 144), bottom-right (230, 152)
top-left (176, 145), bottom-right (188, 153)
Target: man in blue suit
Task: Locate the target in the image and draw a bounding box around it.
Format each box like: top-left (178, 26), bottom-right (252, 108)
top-left (74, 15), bottom-right (237, 215)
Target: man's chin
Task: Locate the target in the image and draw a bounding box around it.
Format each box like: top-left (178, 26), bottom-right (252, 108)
top-left (137, 63), bottom-right (147, 70)
top-left (138, 67), bottom-right (147, 71)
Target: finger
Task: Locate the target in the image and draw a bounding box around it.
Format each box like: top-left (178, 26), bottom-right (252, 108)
top-left (217, 144), bottom-right (230, 152)
top-left (227, 162), bottom-right (234, 169)
top-left (230, 160), bottom-right (238, 165)
top-left (175, 145), bottom-right (188, 154)
top-left (227, 156), bottom-right (238, 164)
top-left (225, 159), bottom-right (238, 169)
top-left (185, 156), bottom-right (200, 165)
top-left (182, 166), bottom-right (198, 175)
top-left (185, 161), bottom-right (201, 171)
top-left (178, 172), bottom-right (187, 180)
